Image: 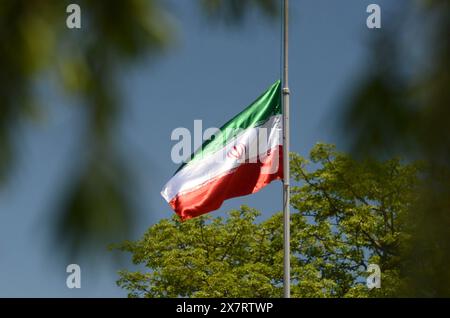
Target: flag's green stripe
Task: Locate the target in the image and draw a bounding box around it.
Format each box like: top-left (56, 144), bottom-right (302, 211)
top-left (175, 80), bottom-right (281, 174)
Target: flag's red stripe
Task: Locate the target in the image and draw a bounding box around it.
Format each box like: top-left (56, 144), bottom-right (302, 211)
top-left (169, 146), bottom-right (283, 220)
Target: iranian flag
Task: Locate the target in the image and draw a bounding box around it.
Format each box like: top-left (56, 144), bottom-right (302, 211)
top-left (161, 80), bottom-right (283, 220)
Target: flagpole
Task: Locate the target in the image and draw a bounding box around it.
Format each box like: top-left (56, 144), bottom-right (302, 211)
top-left (282, 0), bottom-right (291, 299)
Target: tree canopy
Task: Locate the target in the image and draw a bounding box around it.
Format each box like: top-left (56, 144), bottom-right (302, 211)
top-left (116, 144), bottom-right (420, 297)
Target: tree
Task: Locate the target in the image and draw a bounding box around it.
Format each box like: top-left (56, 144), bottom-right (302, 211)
top-left (115, 144), bottom-right (420, 297)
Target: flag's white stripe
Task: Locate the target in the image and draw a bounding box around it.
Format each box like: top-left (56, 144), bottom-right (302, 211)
top-left (161, 115), bottom-right (282, 202)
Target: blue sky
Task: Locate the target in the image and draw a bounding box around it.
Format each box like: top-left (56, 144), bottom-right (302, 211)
top-left (0, 0), bottom-right (399, 297)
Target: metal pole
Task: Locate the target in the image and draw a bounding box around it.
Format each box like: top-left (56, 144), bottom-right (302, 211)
top-left (282, 0), bottom-right (291, 299)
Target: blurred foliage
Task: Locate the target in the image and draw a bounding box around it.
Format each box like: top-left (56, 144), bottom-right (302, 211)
top-left (0, 0), bottom-right (278, 257)
top-left (116, 144), bottom-right (420, 297)
top-left (341, 0), bottom-right (450, 296)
